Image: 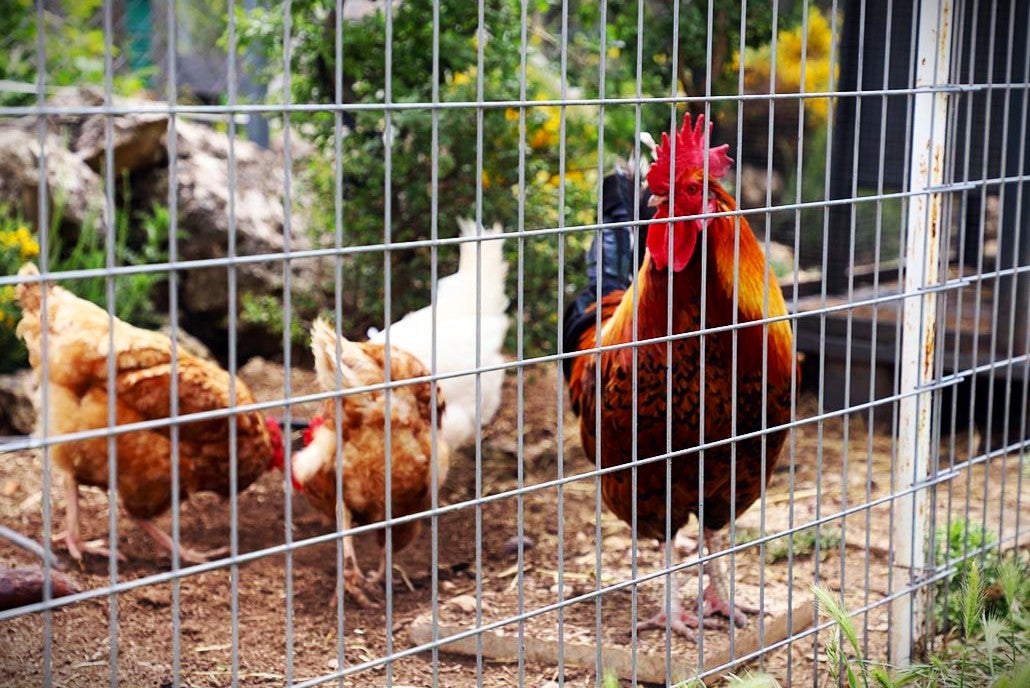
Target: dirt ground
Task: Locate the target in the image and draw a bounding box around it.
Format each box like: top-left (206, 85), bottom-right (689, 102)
top-left (1, 360), bottom-right (1027, 687)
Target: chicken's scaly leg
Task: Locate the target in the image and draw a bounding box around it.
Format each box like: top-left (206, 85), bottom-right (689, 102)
top-left (690, 527), bottom-right (760, 628)
top-left (635, 542), bottom-right (696, 638)
top-left (53, 473), bottom-right (123, 561)
top-left (330, 505), bottom-right (374, 608)
top-left (135, 519), bottom-right (230, 565)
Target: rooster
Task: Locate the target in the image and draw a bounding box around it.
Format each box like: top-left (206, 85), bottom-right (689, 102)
top-left (366, 219), bottom-right (509, 450)
top-left (564, 114), bottom-right (796, 636)
top-left (289, 318), bottom-right (450, 606)
top-left (15, 263), bottom-right (285, 564)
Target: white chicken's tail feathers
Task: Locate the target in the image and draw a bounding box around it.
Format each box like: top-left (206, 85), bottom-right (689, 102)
top-left (451, 218), bottom-right (510, 317)
top-left (309, 317), bottom-right (381, 392)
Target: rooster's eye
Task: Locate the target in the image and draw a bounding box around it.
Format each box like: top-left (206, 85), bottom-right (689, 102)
top-left (687, 183), bottom-right (700, 195)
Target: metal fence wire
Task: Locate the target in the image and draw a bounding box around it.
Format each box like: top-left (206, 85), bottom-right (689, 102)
top-left (1, 0), bottom-right (1028, 686)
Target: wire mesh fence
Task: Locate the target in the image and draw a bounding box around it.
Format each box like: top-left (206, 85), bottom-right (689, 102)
top-left (0, 0), bottom-right (1028, 686)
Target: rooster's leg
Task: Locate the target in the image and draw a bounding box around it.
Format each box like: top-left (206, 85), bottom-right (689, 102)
top-left (53, 473), bottom-right (123, 561)
top-left (135, 519), bottom-right (229, 564)
top-left (691, 527), bottom-right (759, 628)
top-left (635, 542), bottom-right (697, 638)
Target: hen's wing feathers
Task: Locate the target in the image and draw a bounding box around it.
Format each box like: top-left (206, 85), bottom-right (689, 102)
top-left (16, 264), bottom-right (181, 390)
top-left (296, 318), bottom-right (449, 553)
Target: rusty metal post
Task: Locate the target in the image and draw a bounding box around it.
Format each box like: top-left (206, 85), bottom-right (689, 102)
top-left (892, 0), bottom-right (954, 666)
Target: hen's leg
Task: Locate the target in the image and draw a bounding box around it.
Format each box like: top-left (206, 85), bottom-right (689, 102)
top-left (690, 527), bottom-right (759, 628)
top-left (332, 506), bottom-right (373, 608)
top-left (635, 542), bottom-right (696, 638)
top-left (53, 473), bottom-right (122, 561)
top-left (135, 519), bottom-right (230, 564)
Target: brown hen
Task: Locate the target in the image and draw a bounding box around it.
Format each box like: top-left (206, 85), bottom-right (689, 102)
top-left (289, 318), bottom-right (450, 606)
top-left (15, 263), bottom-right (284, 564)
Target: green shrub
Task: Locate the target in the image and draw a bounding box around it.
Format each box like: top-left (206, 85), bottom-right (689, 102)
top-left (233, 0), bottom-right (787, 359)
top-left (0, 0), bottom-right (151, 107)
top-left (934, 519), bottom-right (1000, 633)
top-left (1, 191), bottom-right (171, 374)
top-left (814, 552), bottom-right (1030, 688)
top-left (0, 211), bottom-right (41, 372)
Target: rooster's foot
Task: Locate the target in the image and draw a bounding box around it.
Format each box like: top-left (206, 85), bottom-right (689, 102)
top-left (635, 609), bottom-right (698, 639)
top-left (53, 531), bottom-right (125, 562)
top-left (689, 583), bottom-right (757, 629)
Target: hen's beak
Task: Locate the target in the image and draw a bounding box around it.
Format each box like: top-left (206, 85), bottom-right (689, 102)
top-left (647, 194), bottom-right (668, 208)
top-left (276, 418), bottom-right (311, 446)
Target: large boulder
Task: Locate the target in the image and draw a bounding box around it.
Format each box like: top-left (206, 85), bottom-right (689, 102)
top-left (0, 125), bottom-right (104, 229)
top-left (0, 87), bottom-right (323, 361)
top-left (0, 370), bottom-right (36, 436)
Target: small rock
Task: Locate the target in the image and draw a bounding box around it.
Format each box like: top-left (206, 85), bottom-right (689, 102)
top-left (501, 535), bottom-right (534, 556)
top-left (0, 370), bottom-right (37, 435)
top-left (602, 534), bottom-right (632, 551)
top-left (448, 594), bottom-right (482, 614)
top-left (159, 324), bottom-right (215, 362)
top-left (738, 164), bottom-right (784, 210)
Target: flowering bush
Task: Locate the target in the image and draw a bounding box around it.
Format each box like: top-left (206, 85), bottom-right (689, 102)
top-left (0, 198), bottom-right (170, 374)
top-left (0, 214), bottom-right (40, 371)
top-left (732, 5), bottom-right (839, 127)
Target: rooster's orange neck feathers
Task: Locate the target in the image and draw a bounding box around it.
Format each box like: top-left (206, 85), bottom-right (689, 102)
top-left (598, 184), bottom-right (793, 385)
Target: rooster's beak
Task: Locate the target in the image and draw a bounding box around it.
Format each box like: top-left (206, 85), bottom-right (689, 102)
top-left (647, 194), bottom-right (667, 208)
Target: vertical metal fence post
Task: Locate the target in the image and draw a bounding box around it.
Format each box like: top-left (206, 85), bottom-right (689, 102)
top-left (891, 0), bottom-right (954, 666)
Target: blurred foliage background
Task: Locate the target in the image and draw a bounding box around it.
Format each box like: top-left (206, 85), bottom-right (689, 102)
top-left (1, 0), bottom-right (839, 368)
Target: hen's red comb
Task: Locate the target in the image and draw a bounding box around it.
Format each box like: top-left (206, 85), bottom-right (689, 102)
top-left (646, 113), bottom-right (733, 197)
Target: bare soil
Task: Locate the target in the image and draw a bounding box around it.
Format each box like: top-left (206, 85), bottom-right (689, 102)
top-left (1, 361), bottom-right (1026, 687)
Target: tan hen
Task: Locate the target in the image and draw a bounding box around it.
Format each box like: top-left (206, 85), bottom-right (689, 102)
top-left (15, 263), bottom-right (284, 564)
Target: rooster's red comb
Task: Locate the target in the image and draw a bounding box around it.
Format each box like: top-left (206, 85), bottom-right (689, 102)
top-left (646, 113), bottom-right (733, 197)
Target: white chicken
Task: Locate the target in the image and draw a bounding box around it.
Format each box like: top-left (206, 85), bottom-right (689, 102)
top-left (367, 219), bottom-right (509, 450)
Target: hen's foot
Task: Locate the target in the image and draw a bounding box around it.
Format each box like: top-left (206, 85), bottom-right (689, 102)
top-left (330, 566), bottom-right (375, 609)
top-left (53, 530), bottom-right (125, 562)
top-left (690, 583), bottom-right (757, 629)
top-left (175, 545), bottom-right (231, 565)
top-left (635, 609), bottom-right (698, 639)
top-left (135, 519), bottom-right (230, 564)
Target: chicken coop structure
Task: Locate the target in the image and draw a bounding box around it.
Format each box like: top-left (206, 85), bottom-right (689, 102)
top-left (1, 1), bottom-right (1029, 687)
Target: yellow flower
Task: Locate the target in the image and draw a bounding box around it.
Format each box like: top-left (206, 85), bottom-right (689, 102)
top-left (504, 108), bottom-right (520, 122)
top-left (530, 128), bottom-right (555, 149)
top-left (0, 226), bottom-right (40, 259)
top-left (607, 46), bottom-right (621, 60)
top-left (481, 170), bottom-right (492, 188)
top-left (451, 67), bottom-right (477, 87)
top-left (730, 5), bottom-right (839, 125)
